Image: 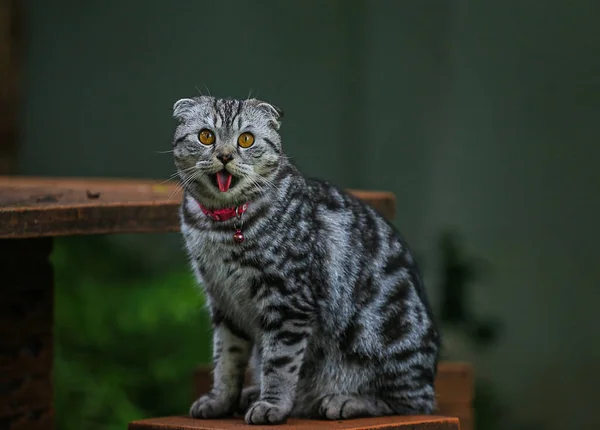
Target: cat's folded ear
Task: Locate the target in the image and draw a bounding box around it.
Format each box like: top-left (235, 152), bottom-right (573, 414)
top-left (251, 99), bottom-right (284, 129)
top-left (257, 102), bottom-right (284, 120)
top-left (172, 98), bottom-right (198, 123)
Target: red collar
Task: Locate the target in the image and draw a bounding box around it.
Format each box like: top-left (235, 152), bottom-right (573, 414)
top-left (197, 201), bottom-right (249, 221)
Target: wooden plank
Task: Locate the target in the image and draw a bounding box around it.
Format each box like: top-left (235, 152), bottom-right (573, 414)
top-left (435, 362), bottom-right (473, 404)
top-left (434, 362), bottom-right (473, 429)
top-left (436, 403), bottom-right (472, 430)
top-left (128, 415), bottom-right (460, 430)
top-left (0, 177), bottom-right (397, 238)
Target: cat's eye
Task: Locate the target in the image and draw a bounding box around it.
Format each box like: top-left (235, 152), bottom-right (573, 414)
top-left (238, 132), bottom-right (255, 148)
top-left (198, 129), bottom-right (215, 145)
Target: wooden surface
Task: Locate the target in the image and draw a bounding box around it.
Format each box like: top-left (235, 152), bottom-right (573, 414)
top-left (0, 238), bottom-right (54, 430)
top-left (435, 363), bottom-right (473, 430)
top-left (194, 363), bottom-right (473, 430)
top-left (0, 177), bottom-right (397, 238)
top-left (128, 415), bottom-right (460, 430)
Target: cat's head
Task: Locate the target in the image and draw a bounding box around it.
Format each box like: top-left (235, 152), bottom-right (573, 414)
top-left (172, 96), bottom-right (284, 207)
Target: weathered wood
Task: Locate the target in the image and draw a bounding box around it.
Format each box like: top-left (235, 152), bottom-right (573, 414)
top-left (0, 177), bottom-right (397, 238)
top-left (0, 238), bottom-right (54, 430)
top-left (193, 362), bottom-right (473, 430)
top-left (435, 362), bottom-right (473, 404)
top-left (435, 363), bottom-right (472, 429)
top-left (128, 415), bottom-right (460, 430)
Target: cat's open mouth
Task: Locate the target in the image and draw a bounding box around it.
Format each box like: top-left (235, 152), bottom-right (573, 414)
top-left (210, 170), bottom-right (238, 192)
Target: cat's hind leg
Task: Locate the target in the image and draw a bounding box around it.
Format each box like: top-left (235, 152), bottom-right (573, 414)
top-left (237, 385), bottom-right (260, 414)
top-left (316, 385), bottom-right (437, 420)
top-left (316, 394), bottom-right (395, 420)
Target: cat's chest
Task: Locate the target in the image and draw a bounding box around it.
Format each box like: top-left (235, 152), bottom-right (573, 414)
top-left (184, 225), bottom-right (260, 332)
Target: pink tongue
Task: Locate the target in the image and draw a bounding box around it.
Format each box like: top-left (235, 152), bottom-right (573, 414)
top-left (216, 171), bottom-right (233, 192)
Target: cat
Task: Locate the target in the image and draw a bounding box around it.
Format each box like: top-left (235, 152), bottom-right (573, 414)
top-left (172, 96), bottom-right (441, 425)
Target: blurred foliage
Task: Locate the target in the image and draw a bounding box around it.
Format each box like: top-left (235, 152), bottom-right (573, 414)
top-left (52, 235), bottom-right (212, 430)
top-left (437, 231), bottom-right (545, 430)
top-left (473, 380), bottom-right (507, 430)
top-left (438, 230), bottom-right (501, 349)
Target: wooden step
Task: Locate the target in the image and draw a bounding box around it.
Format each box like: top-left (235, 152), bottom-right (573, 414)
top-left (128, 415), bottom-right (460, 430)
top-left (434, 362), bottom-right (473, 430)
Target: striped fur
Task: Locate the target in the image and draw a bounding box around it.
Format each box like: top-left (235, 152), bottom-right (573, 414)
top-left (172, 96), bottom-right (440, 425)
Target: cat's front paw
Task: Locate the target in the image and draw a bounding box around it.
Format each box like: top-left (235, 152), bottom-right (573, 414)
top-left (189, 393), bottom-right (234, 419)
top-left (245, 400), bottom-right (289, 425)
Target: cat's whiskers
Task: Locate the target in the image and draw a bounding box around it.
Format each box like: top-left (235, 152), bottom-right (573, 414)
top-left (246, 177), bottom-right (268, 196)
top-left (168, 172), bottom-right (198, 201)
top-left (167, 181), bottom-right (185, 202)
top-left (257, 178), bottom-right (278, 195)
top-left (247, 175), bottom-right (278, 197)
top-left (158, 174), bottom-right (179, 185)
top-left (232, 164), bottom-right (279, 196)
top-left (161, 166), bottom-right (197, 185)
top-left (253, 173), bottom-right (279, 194)
top-left (168, 180), bottom-right (192, 202)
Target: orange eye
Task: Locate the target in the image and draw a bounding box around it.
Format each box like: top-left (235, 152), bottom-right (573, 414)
top-left (198, 129), bottom-right (215, 145)
top-left (238, 132), bottom-right (255, 148)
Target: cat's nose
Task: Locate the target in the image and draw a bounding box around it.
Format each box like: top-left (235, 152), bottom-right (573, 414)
top-left (216, 153), bottom-right (233, 164)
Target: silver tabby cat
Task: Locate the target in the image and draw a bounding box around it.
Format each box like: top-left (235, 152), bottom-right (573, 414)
top-left (172, 96), bottom-right (440, 425)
